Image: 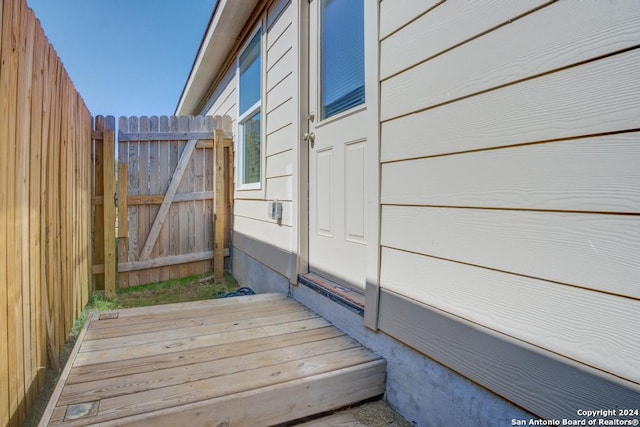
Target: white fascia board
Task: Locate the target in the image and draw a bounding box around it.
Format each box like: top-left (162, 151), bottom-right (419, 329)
top-left (176, 0), bottom-right (260, 115)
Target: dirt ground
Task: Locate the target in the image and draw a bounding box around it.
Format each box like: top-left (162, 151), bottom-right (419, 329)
top-left (23, 322), bottom-right (79, 427)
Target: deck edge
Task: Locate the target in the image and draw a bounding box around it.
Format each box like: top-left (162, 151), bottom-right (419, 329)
top-left (92, 359), bottom-right (386, 427)
top-left (38, 311), bottom-right (97, 427)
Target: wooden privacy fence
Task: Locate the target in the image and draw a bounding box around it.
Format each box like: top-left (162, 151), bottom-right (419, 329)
top-left (92, 115), bottom-right (233, 297)
top-left (0, 0), bottom-right (92, 425)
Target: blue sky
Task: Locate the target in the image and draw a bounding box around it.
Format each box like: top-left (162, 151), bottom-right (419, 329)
top-left (26, 0), bottom-right (217, 118)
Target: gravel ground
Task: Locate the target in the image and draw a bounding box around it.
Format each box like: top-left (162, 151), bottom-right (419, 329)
top-left (339, 400), bottom-right (413, 426)
top-left (290, 399), bottom-right (414, 426)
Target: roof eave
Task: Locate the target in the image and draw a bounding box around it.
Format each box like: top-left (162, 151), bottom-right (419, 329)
top-left (176, 0), bottom-right (260, 115)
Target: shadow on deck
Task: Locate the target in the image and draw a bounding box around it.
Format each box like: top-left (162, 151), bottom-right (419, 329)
top-left (39, 294), bottom-right (385, 426)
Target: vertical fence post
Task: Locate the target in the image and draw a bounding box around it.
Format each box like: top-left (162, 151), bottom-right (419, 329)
top-left (103, 117), bottom-right (116, 299)
top-left (223, 116), bottom-right (234, 269)
top-left (213, 116), bottom-right (227, 280)
top-left (92, 117), bottom-right (105, 291)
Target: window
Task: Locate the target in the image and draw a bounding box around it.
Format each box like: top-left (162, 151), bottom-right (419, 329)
top-left (321, 0), bottom-right (365, 119)
top-left (238, 30), bottom-right (262, 189)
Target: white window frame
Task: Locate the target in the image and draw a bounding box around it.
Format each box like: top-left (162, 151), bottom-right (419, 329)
top-left (237, 27), bottom-right (263, 191)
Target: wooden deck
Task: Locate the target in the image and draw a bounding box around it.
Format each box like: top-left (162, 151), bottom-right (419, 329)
top-left (39, 293), bottom-right (385, 426)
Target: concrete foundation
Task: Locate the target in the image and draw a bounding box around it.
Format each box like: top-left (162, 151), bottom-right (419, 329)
top-left (231, 248), bottom-right (289, 294)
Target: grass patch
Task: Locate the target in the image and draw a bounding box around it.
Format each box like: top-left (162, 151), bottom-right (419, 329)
top-left (94, 271), bottom-right (239, 309)
top-left (25, 271), bottom-right (239, 427)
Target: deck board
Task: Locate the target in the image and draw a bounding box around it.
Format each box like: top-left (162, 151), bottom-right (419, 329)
top-left (40, 294), bottom-right (385, 426)
top-left (84, 298), bottom-right (300, 339)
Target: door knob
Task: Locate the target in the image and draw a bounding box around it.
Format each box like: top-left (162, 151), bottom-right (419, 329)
top-left (304, 132), bottom-right (315, 148)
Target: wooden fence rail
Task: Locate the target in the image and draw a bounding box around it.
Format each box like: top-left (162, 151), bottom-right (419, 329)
top-left (0, 0), bottom-right (92, 425)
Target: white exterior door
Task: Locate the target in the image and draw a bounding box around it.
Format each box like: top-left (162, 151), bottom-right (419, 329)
top-left (307, 0), bottom-right (368, 291)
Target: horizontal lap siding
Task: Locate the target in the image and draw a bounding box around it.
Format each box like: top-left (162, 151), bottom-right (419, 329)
top-left (265, 175), bottom-right (293, 201)
top-left (234, 215), bottom-right (291, 252)
top-left (381, 133), bottom-right (640, 213)
top-left (380, 0), bottom-right (549, 79)
top-left (203, 1), bottom-right (296, 266)
top-left (204, 68), bottom-right (236, 124)
top-left (382, 1), bottom-right (640, 120)
top-left (380, 247), bottom-right (639, 384)
top-left (266, 68), bottom-right (294, 116)
top-left (263, 0), bottom-right (294, 247)
top-left (266, 92), bottom-right (294, 135)
top-left (379, 0), bottom-right (440, 39)
top-left (382, 206), bottom-right (640, 299)
top-left (378, 0), bottom-right (640, 418)
top-left (266, 149), bottom-right (294, 178)
top-left (382, 49), bottom-right (640, 161)
top-left (266, 123), bottom-right (295, 156)
top-left (235, 199), bottom-right (293, 227)
top-left (381, 210), bottom-right (639, 382)
top-left (230, 0), bottom-right (296, 269)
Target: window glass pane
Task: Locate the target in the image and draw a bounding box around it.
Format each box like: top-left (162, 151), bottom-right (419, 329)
top-left (242, 111), bottom-right (261, 185)
top-left (239, 32), bottom-right (261, 115)
top-left (321, 0), bottom-right (365, 119)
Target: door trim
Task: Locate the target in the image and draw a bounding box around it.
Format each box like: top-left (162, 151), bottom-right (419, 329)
top-left (295, 0), bottom-right (311, 283)
top-left (362, 0), bottom-right (381, 330)
top-left (295, 0), bottom-right (381, 330)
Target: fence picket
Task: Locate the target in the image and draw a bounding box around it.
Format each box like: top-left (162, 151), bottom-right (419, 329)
top-left (214, 125), bottom-right (225, 280)
top-left (117, 116), bottom-right (129, 287)
top-left (94, 115), bottom-right (228, 287)
top-left (188, 127), bottom-right (197, 277)
top-left (148, 116), bottom-right (161, 283)
top-left (4, 0), bottom-right (23, 422)
top-left (103, 117), bottom-right (116, 299)
top-left (1, 0), bottom-right (92, 421)
top-left (139, 137), bottom-right (198, 262)
top-left (177, 116), bottom-right (190, 277)
top-left (127, 116), bottom-right (140, 286)
top-left (93, 116), bottom-right (105, 293)
top-left (137, 116), bottom-right (150, 285)
top-left (204, 118), bottom-right (215, 271)
top-left (29, 18), bottom-right (45, 392)
top-left (168, 116), bottom-right (180, 279)
top-left (194, 116), bottom-right (208, 274)
top-left (158, 116), bottom-right (171, 280)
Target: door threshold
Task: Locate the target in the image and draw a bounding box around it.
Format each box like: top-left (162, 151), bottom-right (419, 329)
top-left (297, 273), bottom-right (365, 316)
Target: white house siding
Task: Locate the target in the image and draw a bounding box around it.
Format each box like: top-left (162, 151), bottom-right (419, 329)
top-left (377, 0), bottom-right (640, 419)
top-left (204, 68), bottom-right (237, 126)
top-left (204, 0), bottom-right (297, 283)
